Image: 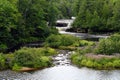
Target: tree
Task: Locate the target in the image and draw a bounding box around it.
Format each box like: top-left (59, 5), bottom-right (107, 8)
top-left (0, 0), bottom-right (21, 52)
top-left (112, 0), bottom-right (120, 31)
top-left (72, 0), bottom-right (120, 33)
top-left (17, 0), bottom-right (52, 40)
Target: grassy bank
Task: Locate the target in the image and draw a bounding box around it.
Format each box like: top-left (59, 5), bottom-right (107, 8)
top-left (0, 47), bottom-right (58, 71)
top-left (71, 34), bottom-right (120, 70)
top-left (71, 53), bottom-right (120, 70)
top-left (0, 34), bottom-right (94, 71)
top-left (44, 34), bottom-right (94, 50)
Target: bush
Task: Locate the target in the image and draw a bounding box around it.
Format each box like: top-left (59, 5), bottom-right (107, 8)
top-left (95, 34), bottom-right (120, 55)
top-left (71, 53), bottom-right (82, 66)
top-left (45, 34), bottom-right (61, 48)
top-left (12, 47), bottom-right (56, 69)
top-left (59, 46), bottom-right (77, 51)
top-left (83, 46), bottom-right (93, 53)
top-left (40, 47), bottom-right (57, 56)
top-left (60, 34), bottom-right (79, 46)
top-left (79, 40), bottom-right (95, 46)
top-left (0, 53), bottom-right (6, 70)
top-left (0, 44), bottom-right (7, 52)
top-left (12, 63), bottom-right (21, 71)
top-left (45, 34), bottom-right (94, 48)
top-left (39, 56), bottom-right (51, 67)
top-left (71, 53), bottom-right (120, 69)
top-left (49, 27), bottom-right (59, 35)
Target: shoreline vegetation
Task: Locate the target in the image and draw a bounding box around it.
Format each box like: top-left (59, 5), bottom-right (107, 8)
top-left (0, 47), bottom-right (58, 71)
top-left (1, 0), bottom-right (120, 72)
top-left (0, 34), bottom-right (94, 71)
top-left (0, 34), bottom-right (120, 71)
top-left (71, 33), bottom-right (120, 70)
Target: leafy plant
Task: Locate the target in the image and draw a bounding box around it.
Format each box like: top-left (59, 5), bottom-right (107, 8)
top-left (12, 47), bottom-right (56, 69)
top-left (95, 34), bottom-right (120, 55)
top-left (0, 53), bottom-right (6, 70)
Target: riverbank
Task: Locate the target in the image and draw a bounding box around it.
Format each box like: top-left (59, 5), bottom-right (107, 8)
top-left (0, 51), bottom-right (120, 80)
top-left (1, 33), bottom-right (120, 71)
top-left (70, 34), bottom-right (120, 70)
top-left (71, 53), bottom-right (120, 70)
top-left (0, 47), bottom-right (58, 71)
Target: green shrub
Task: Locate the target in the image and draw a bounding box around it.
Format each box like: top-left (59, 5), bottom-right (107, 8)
top-left (109, 33), bottom-right (120, 41)
top-left (59, 46), bottom-right (76, 50)
top-left (71, 53), bottom-right (82, 66)
top-left (71, 53), bottom-right (120, 69)
top-left (12, 47), bottom-right (55, 68)
top-left (86, 60), bottom-right (94, 68)
top-left (0, 44), bottom-right (7, 52)
top-left (12, 63), bottom-right (21, 71)
top-left (79, 40), bottom-right (95, 46)
top-left (49, 27), bottom-right (59, 35)
top-left (45, 34), bottom-right (61, 48)
top-left (45, 34), bottom-right (79, 48)
top-left (45, 34), bottom-right (95, 49)
top-left (4, 53), bottom-right (14, 69)
top-left (40, 47), bottom-right (57, 56)
top-left (83, 46), bottom-right (93, 53)
top-left (40, 56), bottom-right (51, 67)
top-left (60, 34), bottom-right (79, 46)
top-left (113, 60), bottom-right (120, 68)
top-left (95, 34), bottom-right (120, 55)
top-left (0, 53), bottom-right (6, 70)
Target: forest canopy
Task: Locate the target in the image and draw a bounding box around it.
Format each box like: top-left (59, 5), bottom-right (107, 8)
top-left (72, 0), bottom-right (120, 32)
top-left (1, 0), bottom-right (120, 52)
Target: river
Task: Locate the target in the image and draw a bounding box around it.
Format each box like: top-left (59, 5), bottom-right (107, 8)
top-left (0, 20), bottom-right (119, 80)
top-left (0, 50), bottom-right (120, 80)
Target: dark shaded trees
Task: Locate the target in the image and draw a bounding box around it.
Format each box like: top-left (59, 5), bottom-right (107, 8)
top-left (0, 0), bottom-right (22, 52)
top-left (0, 0), bottom-right (59, 52)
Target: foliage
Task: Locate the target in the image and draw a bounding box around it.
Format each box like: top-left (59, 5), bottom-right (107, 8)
top-left (59, 46), bottom-right (77, 51)
top-left (60, 34), bottom-right (79, 46)
top-left (0, 44), bottom-right (7, 52)
top-left (71, 53), bottom-right (82, 66)
top-left (95, 34), bottom-right (120, 55)
top-left (0, 0), bottom-right (21, 52)
top-left (79, 40), bottom-right (95, 46)
top-left (11, 47), bottom-right (57, 68)
top-left (0, 0), bottom-right (59, 53)
top-left (45, 34), bottom-right (79, 48)
top-left (73, 0), bottom-right (120, 32)
top-left (40, 47), bottom-right (58, 56)
top-left (45, 34), bottom-right (94, 49)
top-left (0, 53), bottom-right (6, 70)
top-left (71, 53), bottom-right (120, 69)
top-left (12, 63), bottom-right (21, 71)
top-left (45, 34), bottom-right (61, 48)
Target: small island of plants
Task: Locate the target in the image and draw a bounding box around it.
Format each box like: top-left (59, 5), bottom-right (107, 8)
top-left (0, 47), bottom-right (57, 71)
top-left (71, 34), bottom-right (120, 70)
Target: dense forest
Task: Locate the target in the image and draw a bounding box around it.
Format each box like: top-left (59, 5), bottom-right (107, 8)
top-left (1, 0), bottom-right (120, 52)
top-left (0, 0), bottom-right (120, 72)
top-left (73, 0), bottom-right (120, 32)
